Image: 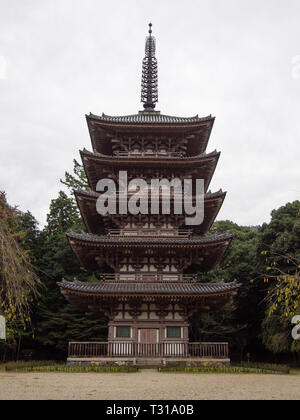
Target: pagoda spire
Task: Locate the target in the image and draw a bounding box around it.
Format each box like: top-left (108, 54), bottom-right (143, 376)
top-left (141, 23), bottom-right (158, 110)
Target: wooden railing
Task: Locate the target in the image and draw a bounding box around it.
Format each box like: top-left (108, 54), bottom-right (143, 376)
top-left (189, 342), bottom-right (229, 358)
top-left (114, 151), bottom-right (184, 158)
top-left (99, 273), bottom-right (198, 283)
top-left (115, 191), bottom-right (188, 199)
top-left (68, 342), bottom-right (229, 359)
top-left (107, 229), bottom-right (192, 238)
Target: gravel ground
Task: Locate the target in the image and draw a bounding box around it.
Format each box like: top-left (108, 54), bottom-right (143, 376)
top-left (0, 370), bottom-right (299, 400)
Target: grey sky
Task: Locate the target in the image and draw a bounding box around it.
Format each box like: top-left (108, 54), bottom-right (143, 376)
top-left (0, 0), bottom-right (299, 227)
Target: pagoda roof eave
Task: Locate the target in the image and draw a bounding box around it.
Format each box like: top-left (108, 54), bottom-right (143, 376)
top-left (74, 188), bottom-right (226, 235)
top-left (67, 231), bottom-right (232, 247)
top-left (86, 112), bottom-right (215, 127)
top-left (58, 279), bottom-right (240, 298)
top-left (80, 148), bottom-right (220, 164)
top-left (67, 232), bottom-right (232, 272)
top-left (75, 187), bottom-right (226, 201)
top-left (86, 113), bottom-right (215, 156)
top-left (81, 149), bottom-right (220, 192)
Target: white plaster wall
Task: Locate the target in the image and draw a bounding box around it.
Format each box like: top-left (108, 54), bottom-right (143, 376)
top-left (149, 312), bottom-right (159, 320)
top-left (138, 312), bottom-right (148, 320)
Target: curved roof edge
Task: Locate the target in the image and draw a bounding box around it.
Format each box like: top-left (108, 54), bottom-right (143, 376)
top-left (58, 278), bottom-right (240, 295)
top-left (87, 112), bottom-right (214, 125)
top-left (67, 231), bottom-right (232, 245)
top-left (80, 148), bottom-right (220, 161)
top-left (74, 187), bottom-right (226, 201)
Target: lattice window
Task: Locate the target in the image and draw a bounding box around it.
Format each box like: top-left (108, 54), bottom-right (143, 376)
top-left (167, 327), bottom-right (181, 338)
top-left (116, 326), bottom-right (131, 338)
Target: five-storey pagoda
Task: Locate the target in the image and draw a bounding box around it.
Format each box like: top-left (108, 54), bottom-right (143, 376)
top-left (59, 24), bottom-right (239, 366)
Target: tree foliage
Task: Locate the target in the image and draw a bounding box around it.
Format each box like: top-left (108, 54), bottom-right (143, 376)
top-left (258, 201), bottom-right (300, 356)
top-left (0, 192), bottom-right (41, 327)
top-left (191, 221), bottom-right (264, 359)
top-left (60, 159), bottom-right (89, 194)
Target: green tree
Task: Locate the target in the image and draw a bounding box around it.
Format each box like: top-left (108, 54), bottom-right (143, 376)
top-left (258, 201), bottom-right (300, 360)
top-left (0, 192), bottom-right (40, 326)
top-left (0, 193), bottom-right (42, 360)
top-left (191, 221), bottom-right (264, 361)
top-left (60, 159), bottom-right (88, 194)
top-left (32, 190), bottom-right (106, 356)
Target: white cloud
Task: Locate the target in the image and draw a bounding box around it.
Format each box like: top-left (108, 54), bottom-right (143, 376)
top-left (292, 55), bottom-right (300, 80)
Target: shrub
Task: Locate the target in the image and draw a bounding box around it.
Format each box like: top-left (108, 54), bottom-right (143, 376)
top-left (0, 361), bottom-right (138, 373)
top-left (160, 364), bottom-right (289, 374)
top-left (1, 360), bottom-right (59, 372)
top-left (232, 362), bottom-right (290, 374)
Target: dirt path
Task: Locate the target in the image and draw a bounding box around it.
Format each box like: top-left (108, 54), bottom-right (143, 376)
top-left (0, 370), bottom-right (299, 400)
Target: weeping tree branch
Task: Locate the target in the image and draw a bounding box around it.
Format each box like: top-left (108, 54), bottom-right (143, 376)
top-left (0, 192), bottom-right (41, 327)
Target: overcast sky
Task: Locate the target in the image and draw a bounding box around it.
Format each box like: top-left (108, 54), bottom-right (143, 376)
top-left (0, 0), bottom-right (299, 228)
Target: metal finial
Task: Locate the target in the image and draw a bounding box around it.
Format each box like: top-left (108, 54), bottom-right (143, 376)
top-left (141, 23), bottom-right (158, 110)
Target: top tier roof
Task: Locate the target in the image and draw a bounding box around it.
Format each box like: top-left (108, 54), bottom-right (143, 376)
top-left (85, 24), bottom-right (215, 155)
top-left (86, 112), bottom-right (215, 156)
top-left (88, 112), bottom-right (213, 125)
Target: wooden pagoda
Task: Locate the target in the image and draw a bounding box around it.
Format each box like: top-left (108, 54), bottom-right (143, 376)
top-left (59, 24), bottom-right (239, 366)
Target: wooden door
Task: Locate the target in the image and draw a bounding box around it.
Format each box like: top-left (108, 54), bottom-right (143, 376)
top-left (139, 328), bottom-right (158, 343)
top-left (138, 328), bottom-right (159, 357)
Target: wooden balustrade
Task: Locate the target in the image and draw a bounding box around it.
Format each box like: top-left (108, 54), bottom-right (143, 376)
top-left (107, 229), bottom-right (192, 238)
top-left (189, 342), bottom-right (229, 358)
top-left (68, 342), bottom-right (229, 359)
top-left (98, 273), bottom-right (198, 283)
top-left (113, 151), bottom-right (184, 158)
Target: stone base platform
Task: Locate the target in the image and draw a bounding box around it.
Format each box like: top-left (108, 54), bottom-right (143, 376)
top-left (67, 357), bottom-right (230, 368)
